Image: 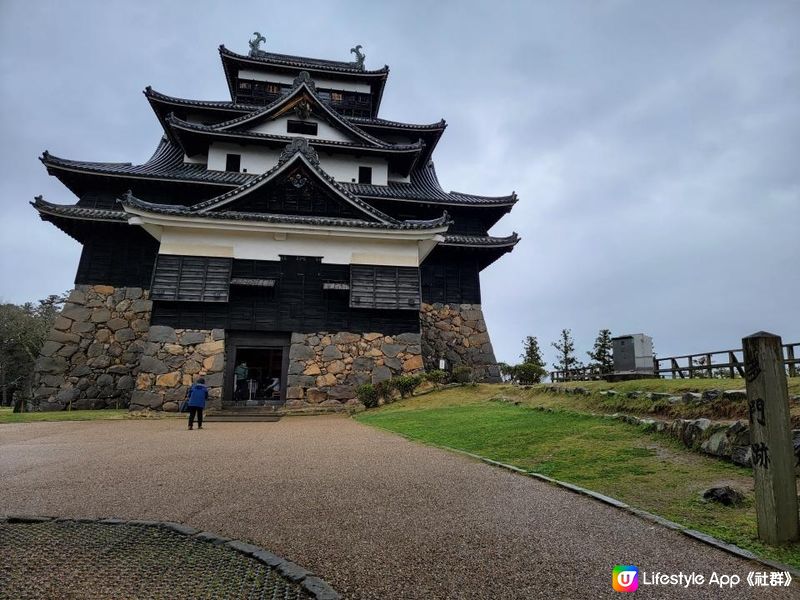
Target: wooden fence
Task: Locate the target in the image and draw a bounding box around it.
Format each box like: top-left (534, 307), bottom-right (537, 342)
top-left (550, 342), bottom-right (799, 382)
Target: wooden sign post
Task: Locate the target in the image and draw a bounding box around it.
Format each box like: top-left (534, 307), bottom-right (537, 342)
top-left (742, 331), bottom-right (799, 545)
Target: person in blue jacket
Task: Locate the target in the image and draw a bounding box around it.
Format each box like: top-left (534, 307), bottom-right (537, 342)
top-left (186, 377), bottom-right (209, 430)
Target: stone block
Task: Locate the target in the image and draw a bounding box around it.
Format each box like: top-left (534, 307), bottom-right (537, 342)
top-left (92, 285), bottom-right (115, 295)
top-left (62, 306), bottom-right (91, 322)
top-left (164, 343), bottom-right (184, 355)
top-left (722, 389), bottom-right (747, 401)
top-left (196, 340), bottom-right (224, 356)
top-left (288, 361), bottom-right (306, 375)
top-left (131, 319), bottom-right (149, 333)
top-left (352, 356), bottom-right (374, 371)
top-left (363, 333), bottom-right (382, 342)
top-left (49, 330), bottom-right (80, 344)
top-left (327, 360), bottom-right (346, 375)
top-left (204, 372), bottom-right (223, 388)
top-left (39, 341), bottom-right (63, 357)
top-left (290, 345), bottom-right (316, 360)
top-left (55, 388), bottom-right (80, 404)
top-left (317, 373), bottom-right (338, 387)
top-left (116, 375), bottom-right (134, 390)
top-left (164, 386), bottom-right (189, 402)
top-left (286, 386), bottom-right (304, 399)
top-left (202, 353), bottom-right (224, 373)
top-left (303, 363), bottom-right (321, 375)
top-left (180, 331), bottom-right (207, 346)
top-left (97, 374), bottom-right (114, 387)
top-left (162, 401), bottom-right (179, 412)
top-left (321, 345), bottom-right (343, 360)
top-left (148, 326), bottom-right (177, 343)
top-left (211, 328), bottom-right (225, 340)
top-left (381, 343), bottom-right (404, 358)
top-left (131, 390), bottom-right (162, 409)
top-left (156, 371), bottom-right (181, 387)
top-left (383, 357), bottom-right (402, 371)
top-left (114, 328), bottom-right (135, 343)
top-left (124, 287), bottom-right (143, 300)
top-left (288, 375), bottom-right (317, 388)
top-left (327, 385), bottom-right (355, 400)
top-left (139, 356), bottom-right (168, 375)
top-left (372, 366), bottom-right (392, 384)
top-left (131, 299), bottom-right (153, 314)
top-left (90, 308), bottom-right (111, 323)
top-left (35, 356), bottom-right (68, 374)
top-left (333, 332), bottom-right (360, 344)
top-left (395, 333), bottom-right (420, 345)
top-left (53, 316), bottom-right (73, 331)
top-left (403, 355), bottom-right (424, 372)
top-left (67, 289), bottom-right (86, 305)
top-left (306, 388), bottom-right (327, 404)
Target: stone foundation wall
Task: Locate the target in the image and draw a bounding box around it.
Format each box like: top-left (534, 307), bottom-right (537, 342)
top-left (286, 331), bottom-right (423, 411)
top-left (31, 285), bottom-right (152, 411)
top-left (130, 327), bottom-right (225, 412)
top-left (420, 303), bottom-right (500, 382)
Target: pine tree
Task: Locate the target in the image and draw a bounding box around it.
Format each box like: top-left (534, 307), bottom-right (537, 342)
top-left (520, 336), bottom-right (546, 370)
top-left (587, 328), bottom-right (614, 373)
top-left (551, 329), bottom-right (580, 372)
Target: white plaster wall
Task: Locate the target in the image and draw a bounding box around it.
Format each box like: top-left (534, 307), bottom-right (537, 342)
top-left (238, 69), bottom-right (371, 94)
top-left (319, 154), bottom-right (388, 185)
top-left (158, 227), bottom-right (421, 266)
top-left (183, 153), bottom-right (208, 165)
top-left (207, 142), bottom-right (281, 174)
top-left (206, 141), bottom-right (388, 185)
top-left (249, 116), bottom-right (352, 143)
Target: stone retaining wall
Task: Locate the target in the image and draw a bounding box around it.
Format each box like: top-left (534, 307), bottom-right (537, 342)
top-left (286, 331), bottom-right (423, 411)
top-left (30, 285), bottom-right (152, 411)
top-left (130, 327), bottom-right (225, 412)
top-left (420, 303), bottom-right (500, 382)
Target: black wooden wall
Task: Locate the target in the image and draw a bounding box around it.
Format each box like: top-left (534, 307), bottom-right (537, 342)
top-left (150, 256), bottom-right (421, 335)
top-left (74, 224), bottom-right (159, 288)
top-left (421, 247), bottom-right (482, 305)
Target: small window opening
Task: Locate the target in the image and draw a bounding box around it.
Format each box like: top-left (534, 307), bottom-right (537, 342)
top-left (225, 154), bottom-right (241, 172)
top-left (287, 120), bottom-right (318, 135)
top-left (358, 166), bottom-right (372, 184)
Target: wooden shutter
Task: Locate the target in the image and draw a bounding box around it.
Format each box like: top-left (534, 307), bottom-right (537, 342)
top-left (150, 255), bottom-right (232, 302)
top-left (350, 265), bottom-right (420, 310)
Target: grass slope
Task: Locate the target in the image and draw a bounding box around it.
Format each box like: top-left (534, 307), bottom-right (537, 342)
top-left (0, 407), bottom-right (130, 424)
top-left (356, 384), bottom-right (800, 567)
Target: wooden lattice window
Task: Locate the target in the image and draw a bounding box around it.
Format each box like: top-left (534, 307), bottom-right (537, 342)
top-left (151, 255), bottom-right (232, 302)
top-left (350, 265), bottom-right (420, 310)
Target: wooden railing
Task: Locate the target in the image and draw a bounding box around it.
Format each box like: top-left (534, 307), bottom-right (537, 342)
top-left (549, 342), bottom-right (799, 382)
top-left (655, 342), bottom-right (798, 379)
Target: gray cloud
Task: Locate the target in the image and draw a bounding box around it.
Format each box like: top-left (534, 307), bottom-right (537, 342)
top-left (1, 0), bottom-right (797, 369)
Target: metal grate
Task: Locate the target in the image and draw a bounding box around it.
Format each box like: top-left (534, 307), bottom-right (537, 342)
top-left (0, 520), bottom-right (312, 600)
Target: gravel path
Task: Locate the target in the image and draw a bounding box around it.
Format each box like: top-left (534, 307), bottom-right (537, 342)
top-left (0, 417), bottom-right (795, 599)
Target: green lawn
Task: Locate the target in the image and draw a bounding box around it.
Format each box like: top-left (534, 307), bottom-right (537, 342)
top-left (356, 385), bottom-right (800, 568)
top-left (0, 407), bottom-right (130, 424)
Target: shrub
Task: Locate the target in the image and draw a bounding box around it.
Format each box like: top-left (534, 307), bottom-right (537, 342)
top-left (374, 379), bottom-right (395, 402)
top-left (452, 365), bottom-right (473, 384)
top-left (425, 369), bottom-right (447, 387)
top-left (393, 374), bottom-right (423, 398)
top-left (356, 383), bottom-right (379, 408)
top-left (514, 362), bottom-right (547, 385)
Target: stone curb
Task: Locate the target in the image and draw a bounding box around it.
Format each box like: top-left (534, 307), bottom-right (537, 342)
top-left (439, 446), bottom-right (800, 580)
top-left (0, 515), bottom-right (340, 600)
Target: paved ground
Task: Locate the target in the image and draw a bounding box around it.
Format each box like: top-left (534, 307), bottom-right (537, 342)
top-left (0, 416), bottom-right (795, 599)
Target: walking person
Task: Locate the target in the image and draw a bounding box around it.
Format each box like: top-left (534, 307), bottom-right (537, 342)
top-left (186, 377), bottom-right (208, 430)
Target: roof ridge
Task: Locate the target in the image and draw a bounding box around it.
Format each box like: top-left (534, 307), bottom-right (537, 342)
top-left (219, 45), bottom-right (390, 76)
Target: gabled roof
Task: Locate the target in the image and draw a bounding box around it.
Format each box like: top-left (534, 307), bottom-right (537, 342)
top-left (343, 161), bottom-right (518, 207)
top-left (170, 138), bottom-right (400, 224)
top-left (219, 45), bottom-right (388, 116)
top-left (207, 74), bottom-right (394, 147)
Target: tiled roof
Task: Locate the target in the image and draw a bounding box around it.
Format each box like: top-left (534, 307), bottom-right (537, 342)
top-left (348, 116), bottom-right (446, 131)
top-left (188, 140), bottom-right (399, 224)
top-left (32, 196), bottom-right (129, 222)
top-left (219, 45), bottom-right (389, 76)
top-left (167, 115), bottom-right (424, 154)
top-left (41, 138), bottom-right (251, 186)
top-left (441, 233), bottom-right (520, 247)
top-left (343, 161), bottom-right (518, 207)
top-left (144, 86), bottom-right (259, 113)
top-left (42, 141), bottom-right (515, 207)
top-left (121, 194), bottom-right (451, 231)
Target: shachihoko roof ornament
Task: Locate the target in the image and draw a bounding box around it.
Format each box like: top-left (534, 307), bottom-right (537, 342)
top-left (291, 71), bottom-right (316, 93)
top-left (248, 32), bottom-right (267, 57)
top-left (350, 45), bottom-right (365, 70)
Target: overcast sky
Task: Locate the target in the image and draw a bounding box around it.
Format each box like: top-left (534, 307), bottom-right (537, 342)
top-left (1, 1), bottom-right (798, 368)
